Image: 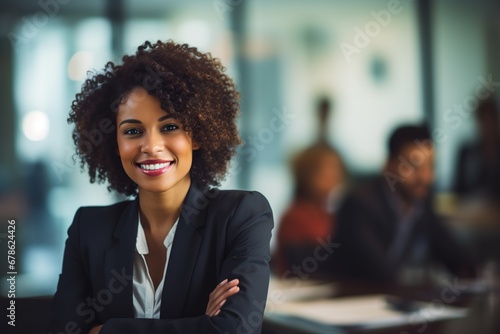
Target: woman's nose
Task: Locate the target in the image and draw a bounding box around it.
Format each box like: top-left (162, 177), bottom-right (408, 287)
top-left (141, 132), bottom-right (164, 155)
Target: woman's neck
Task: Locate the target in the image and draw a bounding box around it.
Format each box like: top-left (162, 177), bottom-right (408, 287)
top-left (138, 178), bottom-right (191, 233)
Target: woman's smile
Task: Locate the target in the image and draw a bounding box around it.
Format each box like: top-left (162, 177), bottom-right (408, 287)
top-left (136, 159), bottom-right (175, 176)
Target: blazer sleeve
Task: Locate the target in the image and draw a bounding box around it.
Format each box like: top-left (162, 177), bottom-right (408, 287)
top-left (49, 208), bottom-right (99, 334)
top-left (100, 191), bottom-right (274, 334)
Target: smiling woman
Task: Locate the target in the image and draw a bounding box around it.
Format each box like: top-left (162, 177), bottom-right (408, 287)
top-left (49, 40), bottom-right (274, 334)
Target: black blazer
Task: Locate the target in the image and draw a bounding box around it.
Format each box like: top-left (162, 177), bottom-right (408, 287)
top-left (49, 185), bottom-right (274, 334)
top-left (333, 177), bottom-right (473, 282)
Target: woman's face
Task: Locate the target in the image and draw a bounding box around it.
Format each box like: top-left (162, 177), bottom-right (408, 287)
top-left (116, 87), bottom-right (198, 194)
top-left (312, 153), bottom-right (343, 198)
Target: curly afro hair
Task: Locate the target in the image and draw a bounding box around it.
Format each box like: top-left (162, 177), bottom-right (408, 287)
top-left (69, 40), bottom-right (242, 196)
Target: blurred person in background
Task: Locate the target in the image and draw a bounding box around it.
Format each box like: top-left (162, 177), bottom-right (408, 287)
top-left (333, 125), bottom-right (475, 284)
top-left (273, 97), bottom-right (347, 279)
top-left (273, 146), bottom-right (345, 279)
top-left (24, 161), bottom-right (56, 247)
top-left (454, 96), bottom-right (500, 200)
top-left (316, 96), bottom-right (334, 146)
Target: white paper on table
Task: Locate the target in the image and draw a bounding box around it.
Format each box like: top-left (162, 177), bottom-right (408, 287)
top-left (265, 294), bottom-right (468, 329)
top-left (267, 277), bottom-right (337, 303)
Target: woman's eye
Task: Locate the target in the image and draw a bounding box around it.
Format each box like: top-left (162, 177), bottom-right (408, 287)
top-left (162, 124), bottom-right (179, 132)
top-left (123, 128), bottom-right (142, 135)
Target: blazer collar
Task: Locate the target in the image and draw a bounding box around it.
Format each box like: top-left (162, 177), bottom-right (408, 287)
top-left (105, 183), bottom-right (211, 319)
top-left (112, 183), bottom-right (210, 238)
top-left (160, 183), bottom-right (209, 318)
top-left (112, 197), bottom-right (139, 240)
top-left (104, 198), bottom-right (138, 319)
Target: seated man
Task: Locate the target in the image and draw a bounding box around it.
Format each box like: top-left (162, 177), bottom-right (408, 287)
top-left (333, 125), bottom-right (475, 284)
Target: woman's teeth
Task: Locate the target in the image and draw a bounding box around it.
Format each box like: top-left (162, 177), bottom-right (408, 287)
top-left (140, 162), bottom-right (171, 170)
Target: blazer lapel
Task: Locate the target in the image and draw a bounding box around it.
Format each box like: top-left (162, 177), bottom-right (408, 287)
top-left (104, 199), bottom-right (138, 319)
top-left (160, 185), bottom-right (207, 318)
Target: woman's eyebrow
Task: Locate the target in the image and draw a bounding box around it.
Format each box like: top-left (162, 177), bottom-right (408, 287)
top-left (119, 119), bottom-right (141, 127)
top-left (118, 115), bottom-right (172, 127)
top-left (158, 115), bottom-right (173, 122)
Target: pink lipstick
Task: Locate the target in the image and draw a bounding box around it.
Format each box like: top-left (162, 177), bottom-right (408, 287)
top-left (136, 160), bottom-right (174, 177)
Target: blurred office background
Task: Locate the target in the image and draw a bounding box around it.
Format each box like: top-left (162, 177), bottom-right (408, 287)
top-left (0, 0), bottom-right (499, 297)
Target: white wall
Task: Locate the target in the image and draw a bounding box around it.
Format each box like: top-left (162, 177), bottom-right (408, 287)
top-left (432, 0), bottom-right (499, 191)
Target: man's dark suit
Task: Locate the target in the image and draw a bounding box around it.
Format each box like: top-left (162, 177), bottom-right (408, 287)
top-left (49, 185), bottom-right (274, 334)
top-left (333, 178), bottom-right (472, 282)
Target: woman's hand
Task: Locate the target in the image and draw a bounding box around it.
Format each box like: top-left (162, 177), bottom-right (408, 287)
top-left (89, 324), bottom-right (103, 334)
top-left (205, 278), bottom-right (240, 316)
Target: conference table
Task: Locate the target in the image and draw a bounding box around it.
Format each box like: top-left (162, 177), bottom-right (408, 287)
top-left (262, 276), bottom-right (500, 334)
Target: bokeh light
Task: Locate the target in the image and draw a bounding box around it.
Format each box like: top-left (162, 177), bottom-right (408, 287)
top-left (22, 110), bottom-right (50, 141)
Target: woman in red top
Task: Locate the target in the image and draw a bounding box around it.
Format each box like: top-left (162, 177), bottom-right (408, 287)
top-left (274, 145), bottom-right (346, 279)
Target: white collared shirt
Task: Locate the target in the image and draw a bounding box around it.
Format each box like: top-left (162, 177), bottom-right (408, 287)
top-left (133, 216), bottom-right (178, 319)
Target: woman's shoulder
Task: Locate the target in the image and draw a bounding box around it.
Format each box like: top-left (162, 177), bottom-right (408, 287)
top-left (72, 199), bottom-right (135, 231)
top-left (187, 187), bottom-right (272, 224)
top-left (204, 188), bottom-right (271, 211)
top-left (76, 199), bottom-right (133, 216)
top-left (204, 188), bottom-right (274, 239)
top-left (65, 200), bottom-right (136, 246)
